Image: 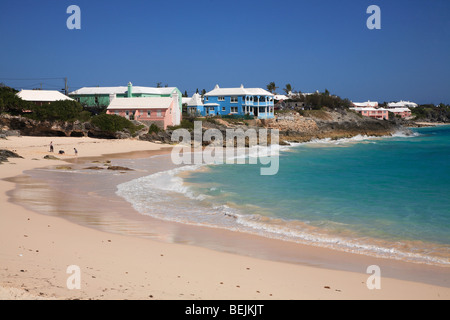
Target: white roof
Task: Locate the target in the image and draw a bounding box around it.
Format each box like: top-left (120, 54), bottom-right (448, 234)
top-left (274, 94), bottom-right (289, 100)
top-left (351, 107), bottom-right (388, 111)
top-left (187, 93), bottom-right (203, 107)
top-left (70, 86), bottom-right (177, 96)
top-left (182, 97), bottom-right (192, 105)
top-left (389, 107), bottom-right (411, 113)
top-left (17, 90), bottom-right (74, 102)
top-left (353, 101), bottom-right (378, 107)
top-left (387, 101), bottom-right (418, 108)
top-left (204, 84), bottom-right (274, 97)
top-left (107, 97), bottom-right (173, 110)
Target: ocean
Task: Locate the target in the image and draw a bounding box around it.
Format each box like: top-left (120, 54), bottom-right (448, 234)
top-left (117, 125), bottom-right (450, 266)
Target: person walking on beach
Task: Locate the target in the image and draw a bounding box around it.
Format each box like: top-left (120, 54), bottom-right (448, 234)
top-left (49, 141), bottom-right (54, 153)
top-left (74, 148), bottom-right (78, 156)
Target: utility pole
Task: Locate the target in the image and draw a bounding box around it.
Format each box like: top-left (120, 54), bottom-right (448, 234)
top-left (64, 77), bottom-right (68, 95)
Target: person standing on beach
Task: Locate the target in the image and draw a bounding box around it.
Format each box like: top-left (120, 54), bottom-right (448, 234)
top-left (49, 141), bottom-right (54, 153)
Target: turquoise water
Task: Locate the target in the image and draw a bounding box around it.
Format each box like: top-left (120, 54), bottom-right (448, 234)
top-left (117, 126), bottom-right (450, 265)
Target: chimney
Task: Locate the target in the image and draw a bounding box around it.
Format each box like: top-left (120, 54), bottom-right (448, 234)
top-left (127, 82), bottom-right (133, 98)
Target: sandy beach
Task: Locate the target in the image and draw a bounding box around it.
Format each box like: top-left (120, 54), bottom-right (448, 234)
top-left (1, 136), bottom-right (450, 300)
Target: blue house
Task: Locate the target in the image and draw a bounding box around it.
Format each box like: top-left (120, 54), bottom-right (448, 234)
top-left (202, 84), bottom-right (275, 119)
top-left (186, 93), bottom-right (220, 117)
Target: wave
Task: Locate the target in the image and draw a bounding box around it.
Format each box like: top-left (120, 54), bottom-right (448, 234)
top-left (116, 161), bottom-right (450, 267)
top-left (286, 130), bottom-right (421, 147)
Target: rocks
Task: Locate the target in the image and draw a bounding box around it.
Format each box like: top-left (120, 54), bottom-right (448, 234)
top-left (107, 166), bottom-right (134, 171)
top-left (0, 115), bottom-right (133, 139)
top-left (0, 150), bottom-right (23, 163)
top-left (43, 155), bottom-right (60, 160)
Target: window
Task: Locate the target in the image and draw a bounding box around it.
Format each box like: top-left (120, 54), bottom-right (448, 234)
top-left (157, 110), bottom-right (162, 117)
top-left (147, 111), bottom-right (151, 117)
top-left (230, 96), bottom-right (238, 103)
top-left (222, 107), bottom-right (226, 112)
top-left (218, 96), bottom-right (225, 101)
top-left (230, 107), bottom-right (238, 113)
top-left (205, 97), bottom-right (209, 102)
top-left (95, 97), bottom-right (99, 104)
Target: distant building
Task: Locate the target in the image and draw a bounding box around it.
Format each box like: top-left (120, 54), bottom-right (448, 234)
top-left (352, 101), bottom-right (379, 108)
top-left (69, 82), bottom-right (183, 114)
top-left (351, 107), bottom-right (389, 120)
top-left (16, 89), bottom-right (74, 106)
top-left (387, 101), bottom-right (418, 109)
top-left (203, 84), bottom-right (275, 119)
top-left (106, 95), bottom-right (181, 130)
top-left (389, 107), bottom-right (412, 118)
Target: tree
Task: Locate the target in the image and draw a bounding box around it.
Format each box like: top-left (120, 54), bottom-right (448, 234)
top-left (283, 84), bottom-right (293, 95)
top-left (156, 82), bottom-right (162, 88)
top-left (0, 86), bottom-right (32, 115)
top-left (267, 82), bottom-right (278, 94)
top-left (29, 100), bottom-right (84, 122)
top-left (183, 90), bottom-right (188, 98)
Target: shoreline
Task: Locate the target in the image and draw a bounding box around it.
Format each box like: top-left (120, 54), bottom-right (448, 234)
top-left (1, 136), bottom-right (450, 300)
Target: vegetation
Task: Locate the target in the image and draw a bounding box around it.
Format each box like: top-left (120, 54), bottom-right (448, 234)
top-left (283, 84), bottom-right (293, 95)
top-left (167, 118), bottom-right (196, 131)
top-left (411, 104), bottom-right (450, 122)
top-left (148, 123), bottom-right (160, 134)
top-left (90, 114), bottom-right (143, 135)
top-left (0, 85), bottom-right (33, 115)
top-left (26, 100), bottom-right (85, 122)
top-left (289, 90), bottom-right (352, 110)
top-left (266, 82), bottom-right (278, 94)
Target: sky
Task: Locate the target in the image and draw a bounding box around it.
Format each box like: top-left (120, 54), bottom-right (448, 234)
top-left (0, 0), bottom-right (449, 104)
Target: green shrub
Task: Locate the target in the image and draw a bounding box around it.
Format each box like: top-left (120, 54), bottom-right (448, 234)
top-left (27, 100), bottom-right (84, 122)
top-left (78, 110), bottom-right (92, 122)
top-left (148, 123), bottom-right (160, 134)
top-left (168, 119), bottom-right (195, 130)
top-left (0, 86), bottom-right (33, 115)
top-left (91, 114), bottom-right (142, 135)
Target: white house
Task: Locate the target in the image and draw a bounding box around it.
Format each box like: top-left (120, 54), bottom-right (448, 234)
top-left (17, 90), bottom-right (74, 106)
top-left (387, 101), bottom-right (418, 109)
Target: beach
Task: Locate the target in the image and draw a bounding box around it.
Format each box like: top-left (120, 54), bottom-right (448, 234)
top-left (1, 136), bottom-right (450, 300)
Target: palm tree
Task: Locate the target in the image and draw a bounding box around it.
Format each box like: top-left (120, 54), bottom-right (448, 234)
top-left (266, 82), bottom-right (278, 94)
top-left (283, 84), bottom-right (293, 95)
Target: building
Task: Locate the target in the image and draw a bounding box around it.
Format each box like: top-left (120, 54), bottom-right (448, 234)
top-left (352, 101), bottom-right (379, 108)
top-left (106, 95), bottom-right (181, 130)
top-left (16, 89), bottom-right (74, 106)
top-left (203, 84), bottom-right (275, 119)
top-left (69, 83), bottom-right (183, 114)
top-left (387, 101), bottom-right (418, 109)
top-left (351, 107), bottom-right (389, 120)
top-left (389, 107), bottom-right (412, 118)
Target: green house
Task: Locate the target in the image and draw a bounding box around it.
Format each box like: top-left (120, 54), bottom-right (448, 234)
top-left (69, 82), bottom-right (182, 112)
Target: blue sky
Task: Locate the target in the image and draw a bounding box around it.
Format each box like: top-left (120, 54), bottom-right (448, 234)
top-left (0, 0), bottom-right (449, 104)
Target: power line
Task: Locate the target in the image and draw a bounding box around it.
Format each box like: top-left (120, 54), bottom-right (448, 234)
top-left (0, 77), bottom-right (64, 81)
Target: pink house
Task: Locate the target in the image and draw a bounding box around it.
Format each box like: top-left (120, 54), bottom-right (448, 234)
top-left (351, 107), bottom-right (389, 120)
top-left (389, 108), bottom-right (412, 119)
top-left (106, 96), bottom-right (181, 130)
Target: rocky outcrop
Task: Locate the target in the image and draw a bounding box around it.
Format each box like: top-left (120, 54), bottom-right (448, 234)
top-left (261, 110), bottom-right (401, 143)
top-left (0, 115), bottom-right (128, 139)
top-left (0, 150), bottom-right (23, 164)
